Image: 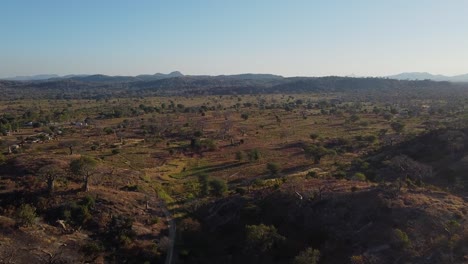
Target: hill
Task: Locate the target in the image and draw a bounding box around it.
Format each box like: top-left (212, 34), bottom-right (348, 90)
top-left (387, 72), bottom-right (468, 82)
top-left (1, 75), bottom-right (466, 100)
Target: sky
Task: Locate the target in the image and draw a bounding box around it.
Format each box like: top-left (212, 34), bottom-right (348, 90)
top-left (1, 0), bottom-right (468, 78)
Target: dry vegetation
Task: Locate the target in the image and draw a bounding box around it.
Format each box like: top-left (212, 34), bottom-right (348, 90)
top-left (1, 91), bottom-right (468, 263)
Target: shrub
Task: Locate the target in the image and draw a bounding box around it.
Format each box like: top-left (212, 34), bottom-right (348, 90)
top-left (334, 171), bottom-right (346, 179)
top-left (63, 196), bottom-right (95, 226)
top-left (266, 162), bottom-right (280, 175)
top-left (235, 151), bottom-right (245, 162)
top-left (193, 130), bottom-right (203, 137)
top-left (248, 149), bottom-right (261, 162)
top-left (245, 224), bottom-right (285, 252)
top-left (350, 255), bottom-right (366, 264)
top-left (353, 173), bottom-right (367, 181)
top-left (309, 133), bottom-right (320, 141)
top-left (107, 215), bottom-right (136, 247)
top-left (209, 178), bottom-right (228, 196)
top-left (306, 171), bottom-right (318, 178)
top-left (82, 195), bottom-right (95, 208)
top-left (392, 228), bottom-right (411, 249)
top-left (112, 149), bottom-right (120, 155)
top-left (148, 217), bottom-right (159, 225)
top-left (82, 241), bottom-right (104, 256)
top-left (390, 122), bottom-right (405, 134)
top-left (0, 152), bottom-right (5, 165)
top-left (294, 247), bottom-right (320, 264)
top-left (201, 139), bottom-right (217, 151)
top-left (235, 187), bottom-right (247, 194)
top-left (252, 178), bottom-right (264, 187)
top-left (15, 204), bottom-right (37, 227)
top-left (103, 127), bottom-right (114, 135)
top-left (197, 174), bottom-right (209, 197)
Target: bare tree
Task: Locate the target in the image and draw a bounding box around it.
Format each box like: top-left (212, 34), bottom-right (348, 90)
top-left (38, 164), bottom-right (63, 194)
top-left (390, 155), bottom-right (432, 186)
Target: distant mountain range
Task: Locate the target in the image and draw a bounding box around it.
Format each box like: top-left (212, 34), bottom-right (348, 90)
top-left (386, 72), bottom-right (468, 82)
top-left (3, 71), bottom-right (468, 82)
top-left (2, 71), bottom-right (185, 82)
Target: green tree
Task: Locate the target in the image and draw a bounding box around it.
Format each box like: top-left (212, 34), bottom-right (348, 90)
top-left (58, 140), bottom-right (80, 155)
top-left (303, 145), bottom-right (335, 164)
top-left (70, 156), bottom-right (98, 192)
top-left (245, 224), bottom-right (285, 252)
top-left (294, 247), bottom-right (320, 264)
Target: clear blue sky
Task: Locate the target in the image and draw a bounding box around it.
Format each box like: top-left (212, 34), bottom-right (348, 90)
top-left (1, 0), bottom-right (468, 77)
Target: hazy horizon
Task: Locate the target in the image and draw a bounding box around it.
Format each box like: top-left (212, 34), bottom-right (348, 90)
top-left (3, 71), bottom-right (468, 80)
top-left (2, 0), bottom-right (468, 78)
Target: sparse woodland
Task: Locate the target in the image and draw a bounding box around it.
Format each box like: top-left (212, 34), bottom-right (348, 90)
top-left (1, 77), bottom-right (468, 263)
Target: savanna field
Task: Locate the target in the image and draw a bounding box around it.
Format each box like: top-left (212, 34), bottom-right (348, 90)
top-left (1, 85), bottom-right (468, 263)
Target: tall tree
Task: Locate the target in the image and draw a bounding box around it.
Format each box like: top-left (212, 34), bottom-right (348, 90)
top-left (70, 156), bottom-right (98, 192)
top-left (38, 164), bottom-right (63, 194)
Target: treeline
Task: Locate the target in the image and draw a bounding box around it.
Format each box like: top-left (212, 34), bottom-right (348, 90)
top-left (1, 76), bottom-right (467, 100)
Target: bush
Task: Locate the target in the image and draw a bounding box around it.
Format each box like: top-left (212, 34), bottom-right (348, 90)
top-left (248, 149), bottom-right (261, 162)
top-left (245, 224), bottom-right (285, 252)
top-left (334, 171), bottom-right (346, 179)
top-left (350, 255), bottom-right (366, 264)
top-left (193, 130), bottom-right (203, 137)
top-left (112, 149), bottom-right (120, 155)
top-left (390, 122), bottom-right (405, 134)
top-left (235, 151), bottom-right (245, 162)
top-left (82, 241), bottom-right (104, 256)
top-left (209, 178), bottom-right (228, 196)
top-left (148, 217), bottom-right (159, 225)
top-left (353, 172), bottom-right (367, 181)
top-left (82, 195), bottom-right (96, 208)
top-left (266, 162), bottom-right (280, 175)
top-left (63, 196), bottom-right (95, 226)
top-left (107, 215), bottom-right (136, 247)
top-left (103, 127), bottom-right (114, 135)
top-left (235, 187), bottom-right (247, 194)
top-left (309, 133), bottom-right (320, 141)
top-left (15, 204), bottom-right (37, 227)
top-left (294, 247), bottom-right (320, 264)
top-left (197, 174), bottom-right (209, 197)
top-left (252, 178), bottom-right (264, 187)
top-left (306, 171), bottom-right (318, 178)
top-left (201, 139), bottom-right (217, 151)
top-left (392, 228), bottom-right (411, 249)
top-left (0, 152), bottom-right (5, 165)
